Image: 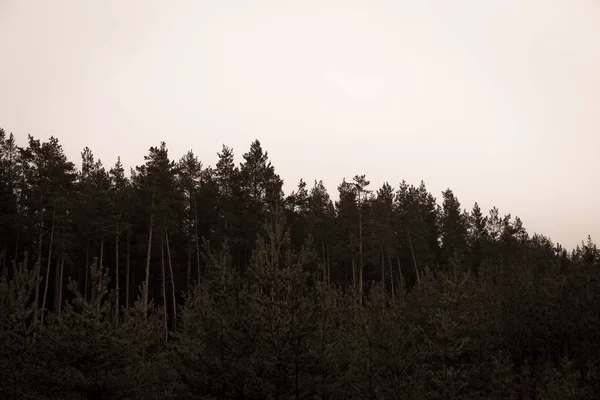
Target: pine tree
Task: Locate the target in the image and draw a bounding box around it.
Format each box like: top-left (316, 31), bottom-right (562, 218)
top-left (373, 182), bottom-right (396, 298)
top-left (334, 179), bottom-right (359, 289)
top-left (108, 157), bottom-right (129, 316)
top-left (439, 189), bottom-right (468, 269)
top-left (238, 140), bottom-right (284, 273)
top-left (306, 180), bottom-right (336, 285)
top-left (0, 252), bottom-right (40, 399)
top-left (178, 150), bottom-right (203, 288)
top-left (134, 142), bottom-right (181, 322)
top-left (26, 259), bottom-right (170, 399)
top-left (0, 129), bottom-right (20, 274)
top-left (18, 136), bottom-right (76, 323)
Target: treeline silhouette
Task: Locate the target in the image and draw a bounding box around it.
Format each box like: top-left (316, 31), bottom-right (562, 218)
top-left (1, 128), bottom-right (599, 399)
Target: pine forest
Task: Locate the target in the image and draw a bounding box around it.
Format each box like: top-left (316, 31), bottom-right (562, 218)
top-left (1, 128), bottom-right (599, 399)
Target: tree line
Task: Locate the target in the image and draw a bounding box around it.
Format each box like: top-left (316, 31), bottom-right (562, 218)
top-left (0, 128), bottom-right (599, 399)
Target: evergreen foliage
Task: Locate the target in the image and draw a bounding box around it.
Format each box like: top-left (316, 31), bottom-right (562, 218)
top-left (0, 130), bottom-right (598, 398)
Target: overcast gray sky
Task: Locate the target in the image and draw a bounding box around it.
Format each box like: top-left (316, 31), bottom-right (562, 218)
top-left (1, 0), bottom-right (599, 250)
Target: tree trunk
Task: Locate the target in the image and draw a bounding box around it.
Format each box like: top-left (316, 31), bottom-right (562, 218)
top-left (192, 194), bottom-right (201, 284)
top-left (143, 191), bottom-right (155, 316)
top-left (40, 210), bottom-right (55, 325)
top-left (408, 231), bottom-right (420, 284)
top-left (34, 204), bottom-right (44, 322)
top-left (396, 257), bottom-right (405, 298)
top-left (99, 236), bottom-right (104, 288)
top-left (351, 255), bottom-right (356, 290)
top-left (388, 252), bottom-right (395, 303)
top-left (358, 205), bottom-right (364, 304)
top-left (380, 245), bottom-right (385, 287)
top-left (161, 235), bottom-right (168, 343)
top-left (326, 240), bottom-right (331, 286)
top-left (125, 229), bottom-right (131, 311)
top-left (321, 240), bottom-right (326, 283)
top-left (98, 235), bottom-right (104, 313)
top-left (58, 254), bottom-right (64, 317)
top-left (115, 224), bottom-right (120, 317)
top-left (53, 250), bottom-right (60, 312)
top-left (14, 229), bottom-right (20, 271)
top-left (84, 240), bottom-right (89, 301)
top-left (187, 245), bottom-right (191, 290)
top-left (165, 231), bottom-right (177, 330)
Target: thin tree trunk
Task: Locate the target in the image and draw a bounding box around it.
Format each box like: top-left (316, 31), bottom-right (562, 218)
top-left (326, 239), bottom-right (331, 286)
top-left (351, 255), bottom-right (356, 290)
top-left (161, 235), bottom-right (168, 343)
top-left (57, 254), bottom-right (64, 317)
top-left (84, 240), bottom-right (89, 301)
top-left (54, 245), bottom-right (60, 312)
top-left (98, 235), bottom-right (104, 312)
top-left (53, 252), bottom-right (59, 311)
top-left (41, 210), bottom-right (55, 325)
top-left (143, 191), bottom-right (155, 316)
top-left (321, 241), bottom-right (326, 283)
top-left (125, 229), bottom-right (130, 311)
top-left (34, 204), bottom-right (43, 322)
top-left (388, 252), bottom-right (395, 303)
top-left (408, 231), bottom-right (420, 284)
top-left (381, 245), bottom-right (385, 287)
top-left (99, 236), bottom-right (104, 286)
top-left (187, 245), bottom-right (191, 290)
top-left (165, 231), bottom-right (177, 330)
top-left (396, 257), bottom-right (405, 297)
top-left (115, 224), bottom-right (120, 317)
top-left (193, 194), bottom-right (201, 284)
top-left (358, 206), bottom-right (364, 304)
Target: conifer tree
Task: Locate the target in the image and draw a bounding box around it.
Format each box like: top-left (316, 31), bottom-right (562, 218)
top-left (0, 129), bottom-right (20, 273)
top-left (27, 259), bottom-right (168, 399)
top-left (439, 189), bottom-right (468, 269)
top-left (178, 150), bottom-right (203, 287)
top-left (306, 180), bottom-right (336, 285)
top-left (0, 252), bottom-right (40, 399)
top-left (18, 136), bottom-right (76, 322)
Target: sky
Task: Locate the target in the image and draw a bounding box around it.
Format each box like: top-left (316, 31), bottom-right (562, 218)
top-left (1, 0), bottom-right (599, 250)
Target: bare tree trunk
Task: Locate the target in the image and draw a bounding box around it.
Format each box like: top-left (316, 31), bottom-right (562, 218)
top-left (99, 235), bottom-right (104, 288)
top-left (321, 241), bottom-right (327, 283)
top-left (41, 210), bottom-right (55, 325)
top-left (408, 231), bottom-right (420, 284)
top-left (53, 250), bottom-right (60, 312)
top-left (34, 205), bottom-right (44, 322)
top-left (396, 257), bottom-right (405, 298)
top-left (193, 194), bottom-right (201, 284)
top-left (358, 207), bottom-right (364, 305)
top-left (58, 254), bottom-right (64, 317)
top-left (381, 245), bottom-right (385, 288)
top-left (115, 225), bottom-right (120, 317)
top-left (161, 235), bottom-right (168, 343)
top-left (351, 256), bottom-right (356, 290)
top-left (187, 245), bottom-right (191, 290)
top-left (143, 191), bottom-right (155, 316)
top-left (125, 229), bottom-right (130, 311)
top-left (326, 240), bottom-right (331, 286)
top-left (388, 252), bottom-right (395, 303)
top-left (54, 235), bottom-right (63, 313)
top-left (96, 236), bottom-right (104, 313)
top-left (84, 240), bottom-right (89, 301)
top-left (165, 231), bottom-right (177, 330)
